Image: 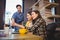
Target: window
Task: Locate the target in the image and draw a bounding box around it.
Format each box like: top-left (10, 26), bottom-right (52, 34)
top-left (49, 0), bottom-right (55, 15)
top-left (49, 0), bottom-right (55, 22)
top-left (5, 0), bottom-right (23, 24)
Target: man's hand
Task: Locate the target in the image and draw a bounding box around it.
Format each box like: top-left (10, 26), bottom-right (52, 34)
top-left (20, 26), bottom-right (25, 29)
top-left (14, 23), bottom-right (25, 29)
top-left (11, 18), bottom-right (25, 28)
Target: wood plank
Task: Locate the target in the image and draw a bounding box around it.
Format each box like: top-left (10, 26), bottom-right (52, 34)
top-left (0, 33), bottom-right (43, 40)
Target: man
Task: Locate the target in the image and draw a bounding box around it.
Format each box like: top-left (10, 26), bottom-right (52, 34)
top-left (11, 4), bottom-right (24, 32)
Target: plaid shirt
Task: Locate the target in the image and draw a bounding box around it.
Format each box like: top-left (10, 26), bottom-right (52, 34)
top-left (28, 18), bottom-right (46, 36)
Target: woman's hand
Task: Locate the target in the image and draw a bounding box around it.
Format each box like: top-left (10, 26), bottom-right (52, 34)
top-left (14, 23), bottom-right (25, 28)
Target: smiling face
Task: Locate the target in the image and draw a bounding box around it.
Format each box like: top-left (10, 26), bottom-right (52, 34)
top-left (16, 6), bottom-right (21, 12)
top-left (31, 12), bottom-right (38, 20)
top-left (27, 13), bottom-right (32, 21)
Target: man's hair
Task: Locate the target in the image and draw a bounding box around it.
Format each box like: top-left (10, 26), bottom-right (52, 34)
top-left (16, 4), bottom-right (21, 8)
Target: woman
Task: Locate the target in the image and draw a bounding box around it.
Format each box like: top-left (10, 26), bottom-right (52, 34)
top-left (28, 10), bottom-right (46, 40)
top-left (25, 11), bottom-right (32, 28)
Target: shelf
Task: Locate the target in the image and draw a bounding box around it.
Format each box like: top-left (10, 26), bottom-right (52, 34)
top-left (30, 1), bottom-right (59, 9)
top-left (39, 1), bottom-right (59, 9)
top-left (47, 15), bottom-right (60, 19)
top-left (29, 0), bottom-right (40, 9)
top-left (44, 1), bottom-right (59, 9)
top-left (45, 12), bottom-right (51, 14)
top-left (32, 0), bottom-right (40, 6)
top-left (56, 28), bottom-right (60, 31)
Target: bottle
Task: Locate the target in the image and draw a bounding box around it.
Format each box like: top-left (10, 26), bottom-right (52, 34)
top-left (9, 20), bottom-right (12, 35)
top-left (4, 24), bottom-right (9, 35)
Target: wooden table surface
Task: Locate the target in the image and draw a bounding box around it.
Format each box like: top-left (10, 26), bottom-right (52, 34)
top-left (0, 33), bottom-right (43, 40)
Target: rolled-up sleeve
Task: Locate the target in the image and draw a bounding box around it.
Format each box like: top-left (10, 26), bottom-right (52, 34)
top-left (12, 13), bottom-right (16, 19)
